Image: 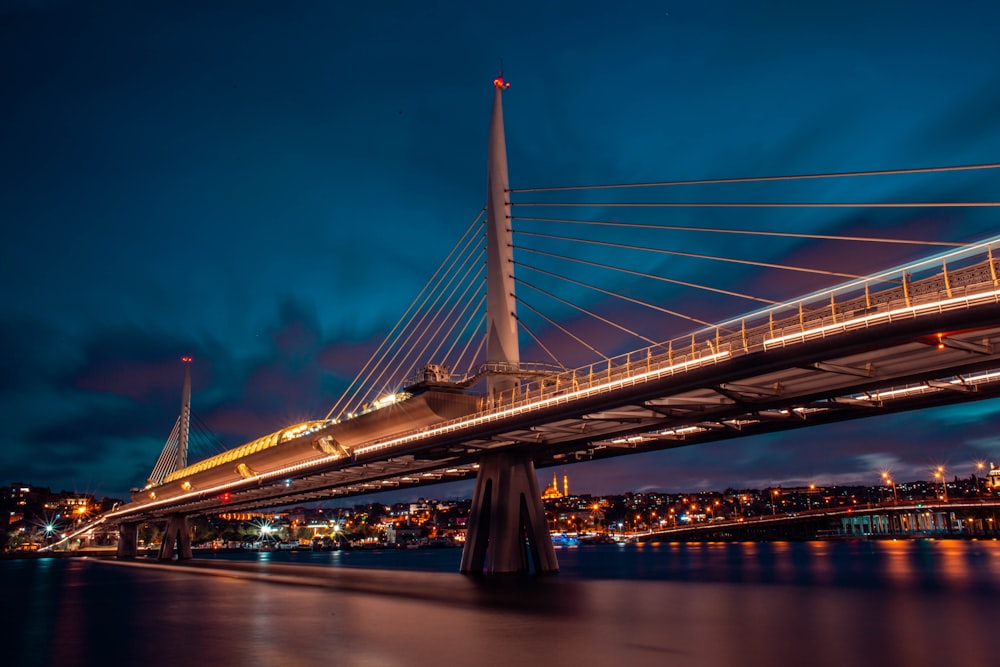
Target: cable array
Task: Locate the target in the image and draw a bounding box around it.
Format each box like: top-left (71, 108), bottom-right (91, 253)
top-left (510, 161), bottom-right (1000, 193)
top-left (146, 413), bottom-right (229, 483)
top-left (326, 210), bottom-right (488, 420)
top-left (315, 161), bottom-right (997, 420)
top-left (504, 162), bottom-right (996, 367)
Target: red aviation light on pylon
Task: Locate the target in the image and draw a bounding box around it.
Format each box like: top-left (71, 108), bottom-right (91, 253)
top-left (181, 356), bottom-right (193, 363)
top-left (493, 76), bottom-right (510, 90)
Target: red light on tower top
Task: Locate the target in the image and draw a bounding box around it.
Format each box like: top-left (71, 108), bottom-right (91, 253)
top-left (493, 76), bottom-right (510, 90)
top-left (181, 356), bottom-right (193, 363)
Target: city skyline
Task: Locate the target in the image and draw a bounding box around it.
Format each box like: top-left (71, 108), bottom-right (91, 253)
top-left (4, 456), bottom-right (995, 508)
top-left (3, 2), bottom-right (1000, 500)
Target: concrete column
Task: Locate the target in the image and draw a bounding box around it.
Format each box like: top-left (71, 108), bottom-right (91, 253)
top-left (158, 514), bottom-right (193, 560)
top-left (460, 450), bottom-right (558, 575)
top-left (117, 522), bottom-right (139, 559)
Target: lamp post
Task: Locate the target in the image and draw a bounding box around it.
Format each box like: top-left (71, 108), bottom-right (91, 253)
top-left (934, 466), bottom-right (948, 502)
top-left (43, 523), bottom-right (56, 546)
top-left (882, 472), bottom-right (898, 505)
top-left (772, 489), bottom-right (780, 516)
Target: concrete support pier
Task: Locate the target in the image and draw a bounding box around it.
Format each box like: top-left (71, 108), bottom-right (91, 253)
top-left (158, 514), bottom-right (192, 560)
top-left (460, 450), bottom-right (559, 575)
top-left (117, 522), bottom-right (139, 559)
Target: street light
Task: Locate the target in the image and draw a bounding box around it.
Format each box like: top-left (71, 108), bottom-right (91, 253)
top-left (882, 472), bottom-right (898, 505)
top-left (772, 489), bottom-right (780, 516)
top-left (934, 466), bottom-right (948, 502)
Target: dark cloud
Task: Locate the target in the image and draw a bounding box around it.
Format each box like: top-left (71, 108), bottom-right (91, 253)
top-left (3, 2), bottom-right (1000, 499)
top-left (0, 317), bottom-right (62, 396)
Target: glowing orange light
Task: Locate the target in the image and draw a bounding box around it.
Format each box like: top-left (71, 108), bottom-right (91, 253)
top-left (936, 334), bottom-right (945, 350)
top-left (493, 77), bottom-right (510, 90)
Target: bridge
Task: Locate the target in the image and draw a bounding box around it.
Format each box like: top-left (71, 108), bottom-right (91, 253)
top-left (52, 76), bottom-right (1000, 574)
top-left (627, 499), bottom-right (1000, 542)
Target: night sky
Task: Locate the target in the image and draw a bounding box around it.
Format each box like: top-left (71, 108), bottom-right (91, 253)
top-left (3, 1), bottom-right (1000, 502)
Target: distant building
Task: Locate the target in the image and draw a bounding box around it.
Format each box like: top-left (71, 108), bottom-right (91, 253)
top-left (542, 473), bottom-right (569, 500)
top-left (386, 523), bottom-right (422, 546)
top-left (988, 462), bottom-right (1000, 490)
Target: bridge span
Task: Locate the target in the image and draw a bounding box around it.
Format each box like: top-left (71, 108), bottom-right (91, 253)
top-left (629, 499), bottom-right (1000, 542)
top-left (52, 77), bottom-right (1000, 574)
top-left (85, 242), bottom-right (1000, 569)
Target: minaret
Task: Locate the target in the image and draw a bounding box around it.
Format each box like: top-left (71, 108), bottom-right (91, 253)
top-left (563, 474), bottom-right (568, 498)
top-left (178, 356), bottom-right (192, 470)
top-left (485, 72), bottom-right (519, 400)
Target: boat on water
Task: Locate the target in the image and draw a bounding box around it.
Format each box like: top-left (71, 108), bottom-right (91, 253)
top-left (550, 533), bottom-right (580, 548)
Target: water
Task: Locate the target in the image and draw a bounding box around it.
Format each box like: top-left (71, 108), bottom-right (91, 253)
top-left (4, 540), bottom-right (1000, 666)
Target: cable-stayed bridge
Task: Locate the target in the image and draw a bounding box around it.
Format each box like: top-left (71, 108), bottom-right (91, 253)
top-left (60, 76), bottom-right (1000, 574)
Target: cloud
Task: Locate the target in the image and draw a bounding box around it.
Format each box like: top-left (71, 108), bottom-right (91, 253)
top-left (5, 2), bottom-right (1000, 503)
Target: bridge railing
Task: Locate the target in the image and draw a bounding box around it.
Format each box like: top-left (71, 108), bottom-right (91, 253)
top-left (356, 242), bottom-right (999, 455)
top-left (488, 242), bottom-right (998, 412)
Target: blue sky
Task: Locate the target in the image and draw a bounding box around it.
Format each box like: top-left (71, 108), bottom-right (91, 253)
top-left (3, 1), bottom-right (1000, 500)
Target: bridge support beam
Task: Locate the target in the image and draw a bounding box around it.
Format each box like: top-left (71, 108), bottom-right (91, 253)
top-left (460, 450), bottom-right (558, 575)
top-left (158, 514), bottom-right (192, 560)
top-left (116, 522), bottom-right (139, 559)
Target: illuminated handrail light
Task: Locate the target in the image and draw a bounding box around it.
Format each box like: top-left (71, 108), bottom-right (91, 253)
top-left (354, 350), bottom-right (732, 456)
top-left (848, 370), bottom-right (1000, 402)
top-left (611, 425), bottom-right (706, 444)
top-left (873, 384), bottom-right (935, 400)
top-left (763, 287), bottom-right (1000, 349)
top-left (967, 369), bottom-right (1000, 383)
top-left (713, 236), bottom-right (998, 332)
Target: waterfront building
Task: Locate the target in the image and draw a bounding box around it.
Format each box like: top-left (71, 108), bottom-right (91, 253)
top-left (988, 462), bottom-right (1000, 490)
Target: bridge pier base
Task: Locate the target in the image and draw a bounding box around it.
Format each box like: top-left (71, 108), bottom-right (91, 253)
top-left (116, 522), bottom-right (139, 559)
top-left (460, 450), bottom-right (558, 575)
top-left (158, 514), bottom-right (192, 560)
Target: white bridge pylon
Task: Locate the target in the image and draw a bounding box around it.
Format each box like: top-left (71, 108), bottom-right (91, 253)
top-left (463, 74), bottom-right (558, 574)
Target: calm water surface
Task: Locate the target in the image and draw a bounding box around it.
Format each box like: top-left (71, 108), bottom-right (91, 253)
top-left (4, 540), bottom-right (1000, 667)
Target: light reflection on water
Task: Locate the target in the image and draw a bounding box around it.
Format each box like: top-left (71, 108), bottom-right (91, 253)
top-left (187, 538), bottom-right (1000, 592)
top-left (4, 540), bottom-right (1000, 667)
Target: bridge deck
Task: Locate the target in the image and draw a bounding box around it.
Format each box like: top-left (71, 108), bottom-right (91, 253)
top-left (99, 247), bottom-right (1000, 524)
